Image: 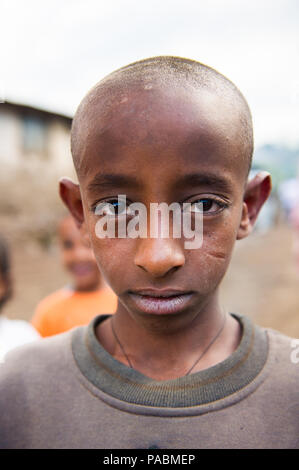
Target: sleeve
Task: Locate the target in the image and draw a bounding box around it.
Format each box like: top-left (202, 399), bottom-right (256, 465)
top-left (19, 322), bottom-right (41, 341)
top-left (31, 302), bottom-right (52, 337)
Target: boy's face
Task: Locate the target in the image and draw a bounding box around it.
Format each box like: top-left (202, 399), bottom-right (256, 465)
top-left (62, 85), bottom-right (270, 328)
top-left (58, 216), bottom-right (101, 292)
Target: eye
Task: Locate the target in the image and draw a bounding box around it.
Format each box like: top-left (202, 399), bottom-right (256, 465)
top-left (186, 197), bottom-right (228, 214)
top-left (62, 239), bottom-right (73, 250)
top-left (93, 198), bottom-right (130, 217)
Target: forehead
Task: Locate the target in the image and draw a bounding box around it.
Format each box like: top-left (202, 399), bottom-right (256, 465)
top-left (75, 85), bottom-right (248, 188)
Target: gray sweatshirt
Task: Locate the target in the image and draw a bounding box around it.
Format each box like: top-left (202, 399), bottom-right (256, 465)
top-left (0, 314), bottom-right (298, 449)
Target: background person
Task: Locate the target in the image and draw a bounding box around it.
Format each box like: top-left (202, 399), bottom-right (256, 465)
top-left (0, 235), bottom-right (40, 362)
top-left (31, 215), bottom-right (117, 337)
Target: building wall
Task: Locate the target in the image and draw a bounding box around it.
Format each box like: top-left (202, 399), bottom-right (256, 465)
top-left (0, 108), bottom-right (23, 166)
top-left (0, 102), bottom-right (74, 177)
top-left (0, 103), bottom-right (75, 239)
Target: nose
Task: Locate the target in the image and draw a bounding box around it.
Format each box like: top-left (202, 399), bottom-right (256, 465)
top-left (134, 237), bottom-right (185, 278)
top-left (73, 240), bottom-right (93, 262)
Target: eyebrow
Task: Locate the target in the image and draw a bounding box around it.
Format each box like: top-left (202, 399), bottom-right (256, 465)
top-left (176, 173), bottom-right (233, 193)
top-left (87, 171), bottom-right (233, 195)
top-left (87, 173), bottom-right (141, 193)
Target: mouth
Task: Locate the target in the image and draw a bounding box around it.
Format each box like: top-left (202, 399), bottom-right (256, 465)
top-left (70, 263), bottom-right (94, 276)
top-left (128, 289), bottom-right (194, 315)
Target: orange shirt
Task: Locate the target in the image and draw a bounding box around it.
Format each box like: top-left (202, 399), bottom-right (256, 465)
top-left (31, 286), bottom-right (117, 337)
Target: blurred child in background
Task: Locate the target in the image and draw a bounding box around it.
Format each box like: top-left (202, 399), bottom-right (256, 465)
top-left (289, 199), bottom-right (299, 273)
top-left (31, 215), bottom-right (117, 337)
top-left (0, 235), bottom-right (40, 362)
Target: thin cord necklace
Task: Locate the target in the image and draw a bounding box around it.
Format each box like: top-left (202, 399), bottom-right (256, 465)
top-left (111, 318), bottom-right (134, 369)
top-left (111, 312), bottom-right (227, 376)
top-left (184, 312), bottom-right (227, 375)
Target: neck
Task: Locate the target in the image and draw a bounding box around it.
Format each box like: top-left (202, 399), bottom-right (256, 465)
top-left (96, 292), bottom-right (242, 381)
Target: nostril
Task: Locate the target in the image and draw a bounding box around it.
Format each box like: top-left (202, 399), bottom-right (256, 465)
top-left (134, 240), bottom-right (185, 278)
top-left (136, 261), bottom-right (182, 279)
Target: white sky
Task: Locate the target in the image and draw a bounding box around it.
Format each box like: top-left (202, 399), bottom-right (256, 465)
top-left (1, 0), bottom-right (298, 147)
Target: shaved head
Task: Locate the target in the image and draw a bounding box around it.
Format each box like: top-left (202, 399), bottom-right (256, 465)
top-left (71, 56), bottom-right (253, 179)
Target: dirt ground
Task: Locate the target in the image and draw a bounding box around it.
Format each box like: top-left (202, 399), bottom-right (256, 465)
top-left (221, 224), bottom-right (299, 337)
top-left (3, 223), bottom-right (299, 338)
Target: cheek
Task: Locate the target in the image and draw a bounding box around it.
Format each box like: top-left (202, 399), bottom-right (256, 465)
top-left (188, 217), bottom-right (238, 291)
top-left (202, 206), bottom-right (241, 257)
top-left (61, 251), bottom-right (72, 266)
top-left (89, 235), bottom-right (134, 293)
top-left (204, 219), bottom-right (237, 259)
top-left (83, 249), bottom-right (98, 264)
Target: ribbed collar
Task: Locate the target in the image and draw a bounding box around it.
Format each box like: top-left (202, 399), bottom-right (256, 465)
top-left (72, 313), bottom-right (268, 408)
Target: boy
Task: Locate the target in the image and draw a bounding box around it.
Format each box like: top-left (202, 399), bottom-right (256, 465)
top-left (31, 215), bottom-right (117, 336)
top-left (0, 235), bottom-right (39, 362)
top-left (0, 56), bottom-right (298, 449)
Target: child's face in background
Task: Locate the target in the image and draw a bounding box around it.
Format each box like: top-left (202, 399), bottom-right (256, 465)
top-left (0, 270), bottom-right (11, 311)
top-left (58, 216), bottom-right (101, 292)
top-left (62, 84), bottom-right (270, 330)
top-left (0, 272), bottom-right (7, 308)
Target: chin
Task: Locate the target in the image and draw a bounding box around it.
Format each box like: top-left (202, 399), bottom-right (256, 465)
top-left (75, 280), bottom-right (98, 291)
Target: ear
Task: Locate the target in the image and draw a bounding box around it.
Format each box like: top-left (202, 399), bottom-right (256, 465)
top-left (59, 177), bottom-right (85, 228)
top-left (237, 171), bottom-right (272, 240)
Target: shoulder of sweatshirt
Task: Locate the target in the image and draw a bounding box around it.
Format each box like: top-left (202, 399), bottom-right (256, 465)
top-left (261, 325), bottom-right (299, 384)
top-left (0, 327), bottom-right (82, 396)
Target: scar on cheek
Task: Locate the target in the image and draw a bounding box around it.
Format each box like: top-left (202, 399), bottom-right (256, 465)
top-left (206, 250), bottom-right (227, 260)
top-left (120, 97), bottom-right (128, 104)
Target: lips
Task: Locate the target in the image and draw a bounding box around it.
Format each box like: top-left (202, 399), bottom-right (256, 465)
top-left (70, 263), bottom-right (94, 276)
top-left (128, 289), bottom-right (194, 315)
